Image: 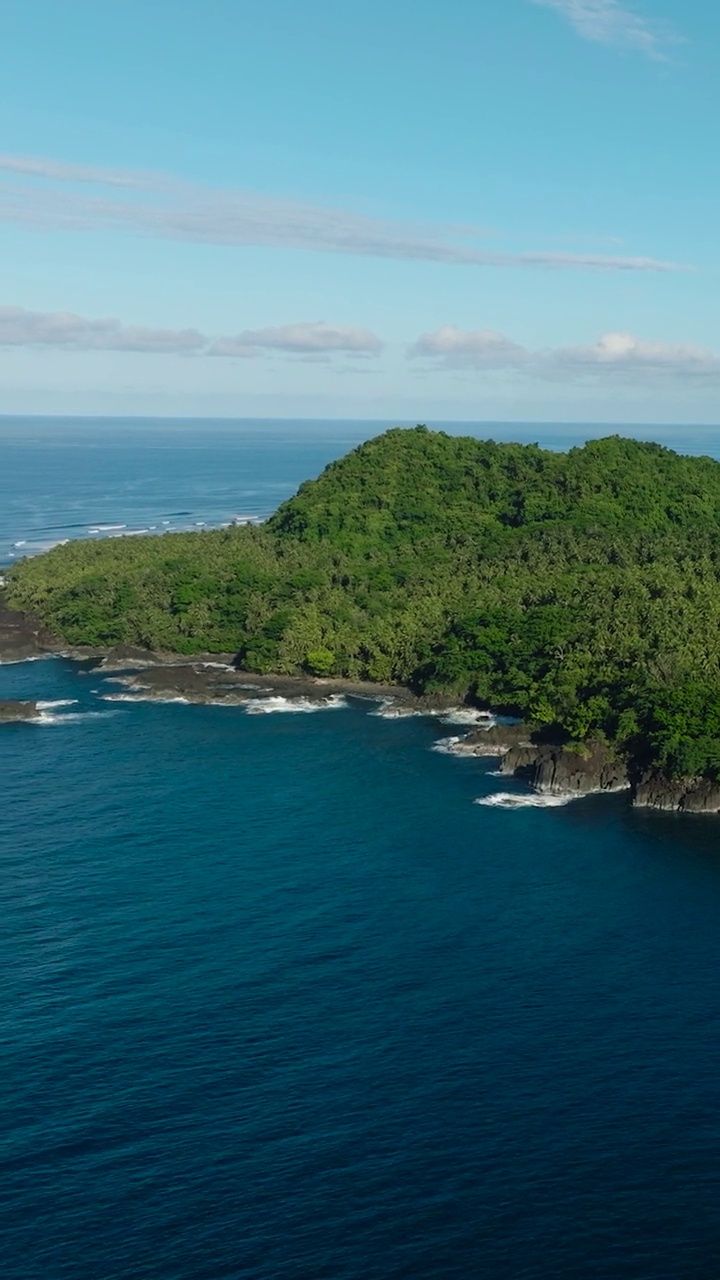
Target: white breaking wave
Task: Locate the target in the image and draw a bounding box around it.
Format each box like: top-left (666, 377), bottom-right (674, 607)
top-left (431, 735), bottom-right (466, 755)
top-left (369, 698), bottom-right (431, 719)
top-left (10, 538), bottom-right (69, 554)
top-left (0, 654), bottom-right (51, 666)
top-left (144, 696), bottom-right (191, 704)
top-left (371, 698), bottom-right (496, 726)
top-left (438, 707), bottom-right (496, 726)
top-left (243, 694), bottom-right (348, 714)
top-left (37, 709), bottom-right (124, 725)
top-left (99, 692), bottom-right (190, 704)
top-left (99, 677), bottom-right (150, 688)
top-left (475, 791), bottom-right (575, 809)
top-left (36, 699), bottom-right (78, 710)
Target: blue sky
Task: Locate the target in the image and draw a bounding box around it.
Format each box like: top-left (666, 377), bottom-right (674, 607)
top-left (1, 0), bottom-right (718, 421)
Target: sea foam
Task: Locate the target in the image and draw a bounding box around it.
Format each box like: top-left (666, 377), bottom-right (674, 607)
top-left (475, 791), bottom-right (575, 809)
top-left (243, 694), bottom-right (348, 714)
top-left (431, 735), bottom-right (470, 755)
top-left (370, 700), bottom-right (422, 719)
top-left (37, 709), bottom-right (124, 725)
top-left (100, 693), bottom-right (190, 705)
top-left (0, 654), bottom-right (52, 666)
top-left (438, 708), bottom-right (496, 727)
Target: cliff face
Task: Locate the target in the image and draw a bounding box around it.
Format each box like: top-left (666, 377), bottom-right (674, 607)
top-left (463, 724), bottom-right (720, 812)
top-left (461, 725), bottom-right (628, 795)
top-left (633, 772), bottom-right (720, 814)
top-left (500, 739), bottom-right (630, 797)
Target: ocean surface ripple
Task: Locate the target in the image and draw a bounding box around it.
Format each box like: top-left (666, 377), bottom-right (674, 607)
top-left (3, 656), bottom-right (720, 1280)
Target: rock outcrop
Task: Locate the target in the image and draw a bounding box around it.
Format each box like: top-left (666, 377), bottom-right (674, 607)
top-left (500, 740), bottom-right (629, 796)
top-left (633, 772), bottom-right (720, 814)
top-left (0, 601), bottom-right (58, 662)
top-left (461, 723), bottom-right (533, 754)
top-left (0, 700), bottom-right (39, 722)
top-left (456, 723), bottom-right (630, 797)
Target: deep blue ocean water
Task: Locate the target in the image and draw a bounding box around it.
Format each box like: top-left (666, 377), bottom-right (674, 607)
top-left (3, 418), bottom-right (720, 1279)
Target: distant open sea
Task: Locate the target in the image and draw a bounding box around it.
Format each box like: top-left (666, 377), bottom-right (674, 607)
top-left (3, 417), bottom-right (720, 1280)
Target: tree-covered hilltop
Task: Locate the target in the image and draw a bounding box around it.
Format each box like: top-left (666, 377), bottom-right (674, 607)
top-left (9, 426), bottom-right (720, 779)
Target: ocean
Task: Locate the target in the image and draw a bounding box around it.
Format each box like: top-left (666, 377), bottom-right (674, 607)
top-left (2, 418), bottom-right (720, 1279)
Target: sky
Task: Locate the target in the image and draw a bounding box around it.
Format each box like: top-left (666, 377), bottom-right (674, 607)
top-left (1, 0), bottom-right (719, 422)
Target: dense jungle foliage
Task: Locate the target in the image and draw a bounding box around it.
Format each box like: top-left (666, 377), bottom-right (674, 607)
top-left (9, 426), bottom-right (720, 779)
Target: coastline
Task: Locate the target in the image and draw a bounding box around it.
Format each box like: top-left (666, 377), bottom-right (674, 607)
top-left (3, 597), bottom-right (720, 814)
top-left (0, 597), bottom-right (466, 711)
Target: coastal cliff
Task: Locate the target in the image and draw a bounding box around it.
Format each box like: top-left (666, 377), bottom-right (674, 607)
top-left (633, 772), bottom-right (720, 814)
top-left (462, 727), bottom-right (630, 797)
top-left (458, 725), bottom-right (720, 813)
top-left (500, 739), bottom-right (629, 797)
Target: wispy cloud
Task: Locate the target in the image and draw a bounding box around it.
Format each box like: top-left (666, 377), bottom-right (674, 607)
top-left (0, 154), bottom-right (687, 273)
top-left (410, 326), bottom-right (529, 367)
top-left (0, 304), bottom-right (383, 359)
top-left (208, 322), bottom-right (383, 358)
top-left (0, 305), bottom-right (206, 354)
top-left (530, 0), bottom-right (682, 59)
top-left (410, 326), bottom-right (720, 378)
top-left (0, 154), bottom-right (151, 189)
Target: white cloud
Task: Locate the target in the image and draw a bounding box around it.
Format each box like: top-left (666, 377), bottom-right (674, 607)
top-left (0, 154), bottom-right (687, 273)
top-left (4, 305), bottom-right (716, 386)
top-left (0, 305), bottom-right (383, 360)
top-left (409, 325), bottom-right (530, 367)
top-left (411, 326), bottom-right (720, 379)
top-left (0, 305), bottom-right (206, 353)
top-left (208, 322), bottom-right (383, 357)
top-left (555, 331), bottom-right (720, 374)
top-left (531, 0), bottom-right (681, 59)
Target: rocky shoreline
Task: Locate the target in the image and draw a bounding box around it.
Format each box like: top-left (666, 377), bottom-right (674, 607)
top-left (2, 598), bottom-right (720, 813)
top-left (447, 723), bottom-right (720, 815)
top-left (99, 660), bottom-right (419, 710)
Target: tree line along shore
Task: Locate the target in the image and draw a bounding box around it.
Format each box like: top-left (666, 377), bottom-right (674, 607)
top-left (7, 425), bottom-right (720, 793)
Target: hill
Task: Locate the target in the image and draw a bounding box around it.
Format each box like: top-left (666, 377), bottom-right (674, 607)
top-left (9, 426), bottom-right (720, 781)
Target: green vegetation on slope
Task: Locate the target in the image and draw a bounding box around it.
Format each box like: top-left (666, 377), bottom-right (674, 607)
top-left (10, 426), bottom-right (720, 779)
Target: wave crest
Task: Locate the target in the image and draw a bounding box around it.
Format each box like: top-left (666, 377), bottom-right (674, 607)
top-left (475, 791), bottom-right (575, 809)
top-left (243, 694), bottom-right (348, 714)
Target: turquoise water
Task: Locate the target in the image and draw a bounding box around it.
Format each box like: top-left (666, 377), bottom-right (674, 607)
top-left (3, 420), bottom-right (720, 1278)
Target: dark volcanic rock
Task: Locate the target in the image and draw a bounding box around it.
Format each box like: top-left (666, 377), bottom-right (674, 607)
top-left (0, 699), bottom-right (38, 722)
top-left (100, 644), bottom-right (158, 666)
top-left (633, 772), bottom-right (720, 814)
top-left (0, 601), bottom-right (58, 662)
top-left (462, 722), bottom-right (532, 754)
top-left (501, 740), bottom-right (629, 796)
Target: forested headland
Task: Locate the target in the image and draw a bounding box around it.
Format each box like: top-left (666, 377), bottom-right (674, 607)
top-left (9, 426), bottom-right (720, 783)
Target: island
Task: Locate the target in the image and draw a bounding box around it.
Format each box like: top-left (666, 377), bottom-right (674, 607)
top-left (6, 426), bottom-right (720, 812)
